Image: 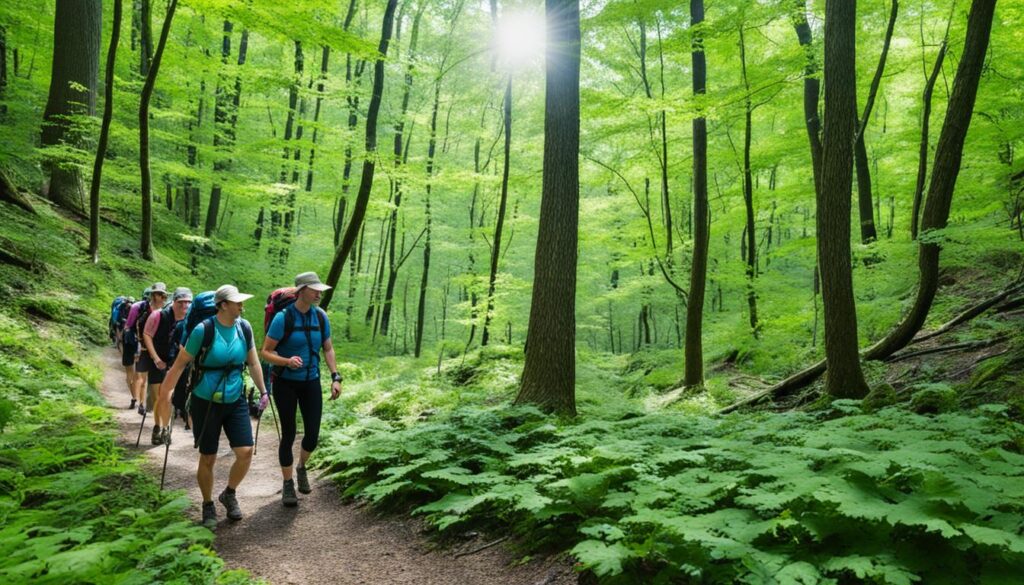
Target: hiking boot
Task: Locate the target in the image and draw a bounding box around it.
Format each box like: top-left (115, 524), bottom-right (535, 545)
top-left (137, 404), bottom-right (146, 416)
top-left (151, 426), bottom-right (163, 446)
top-left (282, 479), bottom-right (298, 507)
top-left (129, 399), bottom-right (137, 410)
top-left (161, 426), bottom-right (172, 446)
top-left (296, 466), bottom-right (311, 494)
top-left (219, 489), bottom-right (243, 521)
top-left (201, 501), bottom-right (217, 529)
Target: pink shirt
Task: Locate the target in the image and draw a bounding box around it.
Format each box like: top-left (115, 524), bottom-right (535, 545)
top-left (144, 309), bottom-right (163, 338)
top-left (124, 301), bottom-right (145, 331)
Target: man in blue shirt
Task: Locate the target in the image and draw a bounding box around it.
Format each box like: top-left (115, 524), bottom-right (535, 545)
top-left (261, 271), bottom-right (343, 507)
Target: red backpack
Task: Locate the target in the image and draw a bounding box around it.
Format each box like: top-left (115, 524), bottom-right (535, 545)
top-left (264, 287), bottom-right (297, 334)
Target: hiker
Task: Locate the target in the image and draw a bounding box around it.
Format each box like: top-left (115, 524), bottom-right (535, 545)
top-left (160, 285), bottom-right (268, 528)
top-left (143, 287), bottom-right (192, 445)
top-left (123, 285), bottom-right (157, 411)
top-left (130, 283), bottom-right (168, 417)
top-left (114, 295), bottom-right (135, 402)
top-left (261, 272), bottom-right (342, 507)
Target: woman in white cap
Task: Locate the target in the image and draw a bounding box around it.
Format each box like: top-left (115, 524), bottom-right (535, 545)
top-left (161, 284), bottom-right (269, 529)
top-left (261, 271), bottom-right (343, 507)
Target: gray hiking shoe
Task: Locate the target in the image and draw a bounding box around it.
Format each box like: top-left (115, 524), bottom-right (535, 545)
top-left (161, 426), bottom-right (172, 446)
top-left (218, 489), bottom-right (243, 521)
top-left (282, 479), bottom-right (298, 507)
top-left (201, 501), bottom-right (217, 529)
top-left (296, 466), bottom-right (311, 494)
top-left (151, 425), bottom-right (163, 446)
top-left (137, 404), bottom-right (146, 416)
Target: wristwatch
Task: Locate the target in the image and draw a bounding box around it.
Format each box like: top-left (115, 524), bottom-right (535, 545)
top-left (331, 372), bottom-right (343, 383)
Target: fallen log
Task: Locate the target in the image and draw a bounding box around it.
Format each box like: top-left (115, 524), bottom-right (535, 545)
top-left (0, 168), bottom-right (37, 215)
top-left (887, 335), bottom-right (1006, 364)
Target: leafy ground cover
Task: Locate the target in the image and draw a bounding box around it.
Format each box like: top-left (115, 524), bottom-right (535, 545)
top-left (317, 403), bottom-right (1024, 584)
top-left (0, 204), bottom-right (255, 584)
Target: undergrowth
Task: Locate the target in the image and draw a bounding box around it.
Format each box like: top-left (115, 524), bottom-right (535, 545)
top-left (0, 203), bottom-right (257, 584)
top-left (316, 403), bottom-right (1024, 584)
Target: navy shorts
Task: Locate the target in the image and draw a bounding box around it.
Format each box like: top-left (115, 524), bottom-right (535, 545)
top-left (121, 331), bottom-right (138, 366)
top-left (190, 395), bottom-right (253, 455)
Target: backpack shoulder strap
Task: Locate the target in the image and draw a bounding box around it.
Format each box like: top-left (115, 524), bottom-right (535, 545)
top-left (278, 305), bottom-right (297, 347)
top-left (199, 317), bottom-right (217, 359)
top-left (315, 308), bottom-right (328, 349)
top-left (238, 319), bottom-right (254, 352)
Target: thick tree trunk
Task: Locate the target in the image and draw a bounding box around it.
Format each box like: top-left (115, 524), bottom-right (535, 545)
top-left (865, 0), bottom-right (997, 361)
top-left (482, 78), bottom-right (512, 346)
top-left (818, 0), bottom-right (869, 398)
top-left (683, 0), bottom-right (708, 388)
top-left (0, 26), bottom-right (8, 99)
top-left (322, 0), bottom-right (399, 310)
top-left (515, 0), bottom-right (580, 416)
top-left (854, 0), bottom-right (898, 243)
top-left (280, 40), bottom-right (303, 182)
top-left (89, 0), bottom-right (122, 263)
top-left (41, 0), bottom-right (101, 211)
top-left (139, 0), bottom-right (177, 261)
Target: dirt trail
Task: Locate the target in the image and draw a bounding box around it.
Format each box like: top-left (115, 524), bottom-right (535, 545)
top-left (99, 348), bottom-right (574, 585)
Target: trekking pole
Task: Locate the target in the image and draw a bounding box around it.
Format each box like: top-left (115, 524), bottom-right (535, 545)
top-left (253, 411), bottom-right (262, 456)
top-left (135, 407), bottom-right (148, 448)
top-left (268, 396), bottom-right (281, 440)
top-left (160, 421), bottom-right (173, 490)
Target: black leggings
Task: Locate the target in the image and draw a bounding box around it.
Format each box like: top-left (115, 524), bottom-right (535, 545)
top-left (272, 377), bottom-right (323, 468)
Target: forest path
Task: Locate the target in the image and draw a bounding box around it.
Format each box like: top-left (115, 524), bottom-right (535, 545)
top-left (98, 348), bottom-right (574, 585)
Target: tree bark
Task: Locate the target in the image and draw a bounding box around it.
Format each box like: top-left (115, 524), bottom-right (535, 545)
top-left (818, 0), bottom-right (870, 398)
top-left (738, 24), bottom-right (759, 336)
top-left (854, 0), bottom-right (898, 243)
top-left (792, 0), bottom-right (822, 194)
top-left (515, 0), bottom-right (580, 416)
top-left (683, 0), bottom-right (708, 389)
top-left (482, 77), bottom-right (513, 346)
top-left (380, 2), bottom-right (425, 336)
top-left (912, 19), bottom-right (949, 239)
top-left (139, 0), bottom-right (177, 261)
top-left (865, 0), bottom-right (997, 361)
top-left (322, 0), bottom-right (399, 310)
top-left (89, 0), bottom-right (122, 263)
top-left (139, 0), bottom-right (153, 77)
top-left (304, 45), bottom-right (330, 192)
top-left (205, 21), bottom-right (235, 237)
top-left (41, 0), bottom-right (101, 211)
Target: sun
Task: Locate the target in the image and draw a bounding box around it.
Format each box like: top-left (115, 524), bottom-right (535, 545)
top-left (494, 10), bottom-right (546, 68)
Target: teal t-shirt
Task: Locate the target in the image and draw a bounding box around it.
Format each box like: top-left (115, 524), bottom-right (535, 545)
top-left (267, 305), bottom-right (331, 382)
top-left (185, 318), bottom-right (253, 403)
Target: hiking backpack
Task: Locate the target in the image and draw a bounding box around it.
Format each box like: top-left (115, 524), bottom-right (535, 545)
top-left (180, 291), bottom-right (254, 403)
top-left (109, 296), bottom-right (127, 341)
top-left (263, 288), bottom-right (327, 378)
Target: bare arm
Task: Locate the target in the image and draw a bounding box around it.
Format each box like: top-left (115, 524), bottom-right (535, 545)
top-left (159, 346), bottom-right (194, 402)
top-left (323, 338), bottom-right (342, 400)
top-left (246, 345), bottom-right (268, 395)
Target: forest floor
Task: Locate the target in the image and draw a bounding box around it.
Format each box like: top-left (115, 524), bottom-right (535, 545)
top-left (97, 348), bottom-right (576, 585)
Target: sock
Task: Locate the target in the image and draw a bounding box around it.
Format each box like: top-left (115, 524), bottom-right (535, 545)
top-left (203, 500), bottom-right (214, 506)
top-left (224, 486), bottom-right (236, 495)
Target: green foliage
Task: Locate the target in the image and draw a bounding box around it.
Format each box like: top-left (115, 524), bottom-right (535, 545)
top-left (318, 405), bottom-right (1024, 584)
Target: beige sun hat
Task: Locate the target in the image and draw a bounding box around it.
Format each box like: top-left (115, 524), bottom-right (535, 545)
top-left (150, 282), bottom-right (168, 295)
top-left (172, 287), bottom-right (193, 302)
top-left (214, 285), bottom-right (254, 304)
top-left (294, 272), bottom-right (332, 292)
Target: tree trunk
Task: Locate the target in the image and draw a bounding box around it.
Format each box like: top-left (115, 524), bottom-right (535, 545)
top-left (793, 0), bottom-right (823, 194)
top-left (41, 0), bottom-right (101, 211)
top-left (912, 28), bottom-right (949, 239)
top-left (205, 21), bottom-right (235, 237)
top-left (683, 0), bottom-right (708, 389)
top-left (854, 0), bottom-right (898, 243)
top-left (865, 0), bottom-right (996, 361)
top-left (482, 77), bottom-right (513, 346)
top-left (0, 25), bottom-right (8, 99)
top-left (280, 40), bottom-right (303, 182)
top-left (322, 0), bottom-right (399, 310)
top-left (739, 24), bottom-right (758, 336)
top-left (515, 0), bottom-right (580, 416)
top-left (89, 0), bottom-right (122, 263)
top-left (139, 0), bottom-right (177, 261)
top-left (818, 0), bottom-right (869, 398)
top-left (305, 45), bottom-right (329, 192)
top-left (380, 3), bottom-right (425, 337)
top-left (139, 0), bottom-right (153, 77)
